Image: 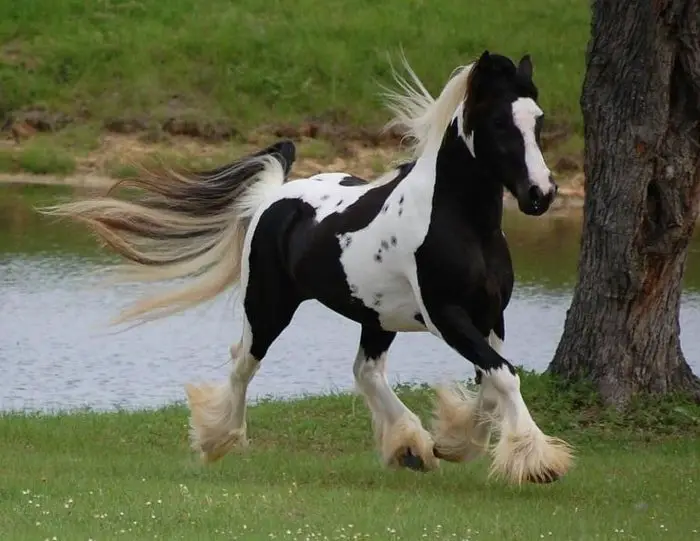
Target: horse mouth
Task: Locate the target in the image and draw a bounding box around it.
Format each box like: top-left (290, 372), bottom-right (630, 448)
top-left (529, 200), bottom-right (548, 216)
top-left (517, 185), bottom-right (555, 216)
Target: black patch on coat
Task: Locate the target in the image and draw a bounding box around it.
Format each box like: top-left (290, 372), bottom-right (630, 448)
top-left (339, 176), bottom-right (368, 187)
top-left (413, 121), bottom-right (515, 374)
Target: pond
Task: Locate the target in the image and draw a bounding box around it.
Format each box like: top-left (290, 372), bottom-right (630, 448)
top-left (2, 184), bottom-right (699, 412)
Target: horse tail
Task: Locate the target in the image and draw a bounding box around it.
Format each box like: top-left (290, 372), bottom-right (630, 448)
top-left (39, 140), bottom-right (296, 326)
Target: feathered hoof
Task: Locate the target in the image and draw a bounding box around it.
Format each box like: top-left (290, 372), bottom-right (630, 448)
top-left (430, 384), bottom-right (495, 463)
top-left (185, 382), bottom-right (249, 463)
top-left (489, 430), bottom-right (573, 485)
top-left (382, 415), bottom-right (440, 473)
top-left (397, 448), bottom-right (431, 472)
top-left (195, 427), bottom-right (249, 464)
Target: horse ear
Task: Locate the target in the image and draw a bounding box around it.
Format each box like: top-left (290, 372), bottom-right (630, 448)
top-left (518, 54), bottom-right (533, 79)
top-left (477, 50), bottom-right (491, 66)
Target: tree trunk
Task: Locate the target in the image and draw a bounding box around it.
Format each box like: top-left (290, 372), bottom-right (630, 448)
top-left (548, 0), bottom-right (700, 406)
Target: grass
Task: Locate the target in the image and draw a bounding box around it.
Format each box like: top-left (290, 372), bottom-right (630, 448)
top-left (0, 130), bottom-right (347, 178)
top-left (15, 141), bottom-right (76, 175)
top-left (0, 0), bottom-right (590, 180)
top-left (0, 144), bottom-right (76, 176)
top-left (0, 0), bottom-right (589, 132)
top-left (2, 372), bottom-right (699, 541)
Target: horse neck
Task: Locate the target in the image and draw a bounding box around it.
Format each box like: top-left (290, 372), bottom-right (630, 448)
top-left (410, 119), bottom-right (504, 236)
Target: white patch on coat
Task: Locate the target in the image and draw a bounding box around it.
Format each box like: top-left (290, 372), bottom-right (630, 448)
top-left (488, 331), bottom-right (504, 355)
top-left (453, 103), bottom-right (475, 157)
top-left (337, 156), bottom-right (441, 333)
top-left (511, 97), bottom-right (553, 194)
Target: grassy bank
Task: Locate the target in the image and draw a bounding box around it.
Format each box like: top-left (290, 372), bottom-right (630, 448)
top-left (3, 373), bottom-right (699, 541)
top-left (0, 0), bottom-right (589, 179)
top-left (1, 0), bottom-right (588, 132)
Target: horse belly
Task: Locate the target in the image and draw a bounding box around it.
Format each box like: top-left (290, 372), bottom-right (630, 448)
top-left (377, 297), bottom-right (426, 332)
top-left (363, 279), bottom-right (426, 333)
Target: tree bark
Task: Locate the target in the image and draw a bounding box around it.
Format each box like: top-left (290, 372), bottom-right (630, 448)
top-left (548, 0), bottom-right (700, 406)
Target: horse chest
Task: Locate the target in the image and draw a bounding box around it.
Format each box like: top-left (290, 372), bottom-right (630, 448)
top-left (412, 222), bottom-right (513, 336)
top-left (465, 243), bottom-right (513, 334)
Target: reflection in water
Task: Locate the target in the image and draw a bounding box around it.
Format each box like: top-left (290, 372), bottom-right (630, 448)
top-left (1, 187), bottom-right (699, 412)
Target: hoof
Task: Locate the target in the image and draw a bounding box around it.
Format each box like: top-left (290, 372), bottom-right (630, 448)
top-left (489, 431), bottom-right (573, 485)
top-left (432, 445), bottom-right (445, 460)
top-left (526, 469), bottom-right (561, 484)
top-left (197, 428), bottom-right (249, 463)
top-left (432, 445), bottom-right (458, 463)
top-left (398, 449), bottom-right (428, 472)
top-left (380, 414), bottom-right (440, 472)
top-left (185, 382), bottom-right (248, 464)
top-left (432, 442), bottom-right (473, 463)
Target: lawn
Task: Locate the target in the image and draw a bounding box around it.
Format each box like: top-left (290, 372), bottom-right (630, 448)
top-left (0, 0), bottom-right (591, 184)
top-left (0, 0), bottom-right (590, 182)
top-left (2, 374), bottom-right (699, 541)
top-left (0, 0), bottom-right (589, 134)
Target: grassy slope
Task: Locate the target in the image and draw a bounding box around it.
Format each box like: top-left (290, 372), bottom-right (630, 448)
top-left (0, 1), bottom-right (590, 179)
top-left (0, 0), bottom-right (589, 132)
top-left (3, 374), bottom-right (699, 541)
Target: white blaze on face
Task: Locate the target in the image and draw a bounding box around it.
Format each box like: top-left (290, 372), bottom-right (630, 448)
top-left (511, 97), bottom-right (553, 194)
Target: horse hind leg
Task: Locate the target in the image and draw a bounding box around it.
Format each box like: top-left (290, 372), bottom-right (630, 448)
top-left (354, 327), bottom-right (440, 472)
top-left (185, 267), bottom-right (301, 463)
top-left (185, 322), bottom-right (257, 462)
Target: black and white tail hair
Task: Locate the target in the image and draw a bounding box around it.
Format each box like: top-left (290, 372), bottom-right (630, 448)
top-left (39, 141), bottom-right (296, 325)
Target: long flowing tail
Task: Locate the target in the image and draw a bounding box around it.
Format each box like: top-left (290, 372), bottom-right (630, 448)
top-left (38, 140), bottom-right (296, 325)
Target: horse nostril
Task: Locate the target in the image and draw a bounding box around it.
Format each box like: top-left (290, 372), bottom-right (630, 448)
top-left (528, 185), bottom-right (544, 204)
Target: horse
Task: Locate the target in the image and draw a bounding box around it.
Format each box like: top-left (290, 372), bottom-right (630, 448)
top-left (41, 50), bottom-right (572, 484)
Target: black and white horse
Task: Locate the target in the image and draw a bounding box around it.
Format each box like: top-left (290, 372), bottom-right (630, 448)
top-left (44, 51), bottom-right (572, 484)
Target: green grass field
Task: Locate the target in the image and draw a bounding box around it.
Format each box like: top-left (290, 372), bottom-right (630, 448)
top-left (1, 0), bottom-right (589, 139)
top-left (3, 374), bottom-right (699, 541)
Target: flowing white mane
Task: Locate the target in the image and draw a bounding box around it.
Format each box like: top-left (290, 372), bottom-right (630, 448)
top-left (382, 55), bottom-right (475, 159)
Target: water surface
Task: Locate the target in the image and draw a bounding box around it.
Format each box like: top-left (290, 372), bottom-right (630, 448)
top-left (2, 185), bottom-right (699, 412)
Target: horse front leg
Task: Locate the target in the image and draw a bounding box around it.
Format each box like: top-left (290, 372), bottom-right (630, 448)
top-left (431, 329), bottom-right (503, 464)
top-left (353, 326), bottom-right (439, 472)
top-left (424, 304), bottom-right (573, 484)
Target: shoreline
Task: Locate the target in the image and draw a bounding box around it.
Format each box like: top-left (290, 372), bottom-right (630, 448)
top-left (0, 171), bottom-right (586, 210)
